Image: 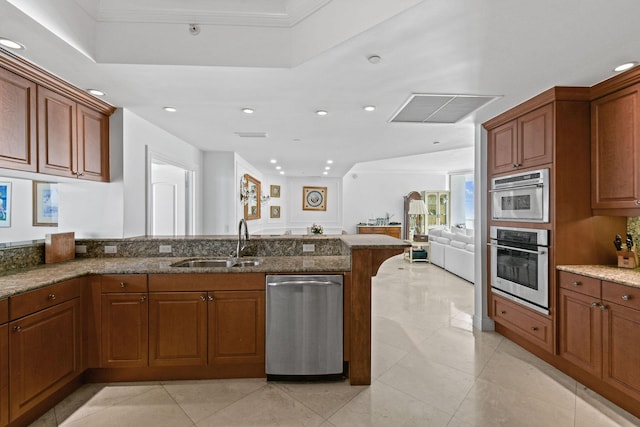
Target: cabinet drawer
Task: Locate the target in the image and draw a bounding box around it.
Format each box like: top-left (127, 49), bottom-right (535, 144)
top-left (558, 271), bottom-right (601, 298)
top-left (101, 274), bottom-right (148, 293)
top-left (0, 298), bottom-right (7, 324)
top-left (10, 278), bottom-right (83, 320)
top-left (602, 281), bottom-right (640, 311)
top-left (492, 294), bottom-right (553, 353)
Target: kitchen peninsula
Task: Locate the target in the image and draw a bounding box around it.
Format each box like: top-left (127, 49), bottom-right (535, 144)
top-left (0, 234), bottom-right (407, 426)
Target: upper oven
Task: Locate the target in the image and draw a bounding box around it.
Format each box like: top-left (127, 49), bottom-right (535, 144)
top-left (490, 168), bottom-right (549, 223)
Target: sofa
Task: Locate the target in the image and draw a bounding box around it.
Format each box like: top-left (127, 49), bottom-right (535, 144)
top-left (427, 227), bottom-right (475, 283)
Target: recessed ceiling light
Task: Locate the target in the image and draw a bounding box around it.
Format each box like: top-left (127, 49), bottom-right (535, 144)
top-left (327, 160), bottom-right (333, 164)
top-left (323, 171), bottom-right (328, 175)
top-left (325, 166), bottom-right (331, 170)
top-left (276, 166), bottom-right (282, 170)
top-left (279, 171), bottom-right (285, 175)
top-left (0, 37), bottom-right (25, 50)
top-left (87, 89), bottom-right (105, 96)
top-left (367, 55), bottom-right (381, 64)
top-left (270, 159), bottom-right (277, 164)
top-left (163, 107), bottom-right (177, 112)
top-left (242, 108), bottom-right (254, 114)
top-left (363, 105), bottom-right (376, 112)
top-left (316, 110), bottom-right (328, 116)
top-left (614, 62), bottom-right (638, 72)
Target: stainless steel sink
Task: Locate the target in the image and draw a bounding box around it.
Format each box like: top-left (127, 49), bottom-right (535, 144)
top-left (171, 258), bottom-right (263, 268)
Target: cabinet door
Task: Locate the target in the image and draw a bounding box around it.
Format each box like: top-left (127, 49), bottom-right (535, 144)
top-left (558, 288), bottom-right (602, 376)
top-left (517, 103), bottom-right (553, 169)
top-left (9, 298), bottom-right (81, 421)
top-left (0, 324), bottom-right (7, 427)
top-left (438, 192), bottom-right (449, 227)
top-left (37, 86), bottom-right (77, 178)
top-left (149, 292), bottom-right (207, 367)
top-left (0, 67), bottom-right (37, 172)
top-left (488, 120), bottom-right (518, 175)
top-left (602, 302), bottom-right (640, 400)
top-left (101, 293), bottom-right (148, 368)
top-left (77, 104), bottom-right (109, 182)
top-left (591, 84), bottom-right (640, 209)
top-left (208, 291), bottom-right (265, 369)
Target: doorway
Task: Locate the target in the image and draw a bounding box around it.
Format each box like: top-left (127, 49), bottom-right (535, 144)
top-left (146, 148), bottom-right (196, 236)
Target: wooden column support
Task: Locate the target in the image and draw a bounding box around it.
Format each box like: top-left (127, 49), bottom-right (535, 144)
top-left (349, 247), bottom-right (404, 385)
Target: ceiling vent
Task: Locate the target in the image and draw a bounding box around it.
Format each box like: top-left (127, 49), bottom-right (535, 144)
top-left (235, 132), bottom-right (268, 138)
top-left (390, 94), bottom-right (498, 124)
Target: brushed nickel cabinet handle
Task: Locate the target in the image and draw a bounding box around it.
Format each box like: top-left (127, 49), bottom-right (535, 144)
top-left (572, 281), bottom-right (581, 287)
top-left (48, 294), bottom-right (56, 301)
top-left (200, 295), bottom-right (206, 301)
top-left (591, 302), bottom-right (599, 307)
top-left (500, 310), bottom-right (506, 314)
top-left (120, 282), bottom-right (126, 288)
top-left (140, 296), bottom-right (146, 302)
top-left (600, 304), bottom-right (607, 311)
top-left (636, 200), bottom-right (640, 206)
top-left (13, 326), bottom-right (21, 332)
top-left (530, 326), bottom-right (538, 331)
top-left (208, 296), bottom-right (214, 301)
top-left (622, 294), bottom-right (630, 301)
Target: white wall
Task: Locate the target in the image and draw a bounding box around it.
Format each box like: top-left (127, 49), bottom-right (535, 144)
top-left (122, 109), bottom-right (203, 237)
top-left (342, 171), bottom-right (447, 235)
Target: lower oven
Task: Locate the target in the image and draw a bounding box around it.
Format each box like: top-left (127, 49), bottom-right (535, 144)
top-left (489, 226), bottom-right (549, 314)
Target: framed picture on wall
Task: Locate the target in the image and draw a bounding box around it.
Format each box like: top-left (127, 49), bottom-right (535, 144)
top-left (302, 186), bottom-right (327, 211)
top-left (33, 181), bottom-right (59, 226)
top-left (270, 185), bottom-right (281, 198)
top-left (270, 205), bottom-right (281, 218)
top-left (0, 182), bottom-right (11, 227)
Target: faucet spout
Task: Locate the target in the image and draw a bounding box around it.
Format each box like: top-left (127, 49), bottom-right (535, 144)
top-left (237, 219), bottom-right (250, 259)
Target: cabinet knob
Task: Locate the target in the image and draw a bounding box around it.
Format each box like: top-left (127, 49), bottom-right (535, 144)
top-left (48, 294), bottom-right (56, 301)
top-left (591, 302), bottom-right (600, 307)
top-left (600, 304), bottom-right (607, 311)
top-left (200, 295), bottom-right (206, 301)
top-left (13, 326), bottom-right (21, 332)
top-left (208, 296), bottom-right (214, 302)
top-left (572, 281), bottom-right (581, 287)
top-left (120, 282), bottom-right (126, 288)
top-left (140, 296), bottom-right (146, 302)
top-left (530, 326), bottom-right (538, 331)
top-left (500, 310), bottom-right (506, 314)
top-left (622, 294), bottom-right (631, 301)
top-left (636, 200), bottom-right (640, 206)
top-left (78, 172), bottom-right (85, 177)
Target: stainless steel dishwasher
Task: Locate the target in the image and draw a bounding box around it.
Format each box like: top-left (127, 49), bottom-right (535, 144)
top-left (266, 274), bottom-right (343, 379)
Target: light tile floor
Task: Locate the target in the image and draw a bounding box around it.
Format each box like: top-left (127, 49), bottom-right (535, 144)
top-left (31, 256), bottom-right (640, 426)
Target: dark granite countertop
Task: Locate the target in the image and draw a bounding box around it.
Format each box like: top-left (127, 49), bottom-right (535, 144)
top-left (557, 265), bottom-right (640, 289)
top-left (0, 255), bottom-right (351, 299)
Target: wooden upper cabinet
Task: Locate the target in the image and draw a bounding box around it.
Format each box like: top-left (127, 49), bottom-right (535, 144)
top-left (77, 104), bottom-right (109, 181)
top-left (37, 86), bottom-right (77, 178)
top-left (591, 83), bottom-right (640, 211)
top-left (0, 67), bottom-right (37, 172)
top-left (38, 87), bottom-right (110, 182)
top-left (488, 103), bottom-right (553, 175)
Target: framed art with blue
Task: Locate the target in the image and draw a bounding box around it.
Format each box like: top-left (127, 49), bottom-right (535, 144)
top-left (0, 182), bottom-right (11, 227)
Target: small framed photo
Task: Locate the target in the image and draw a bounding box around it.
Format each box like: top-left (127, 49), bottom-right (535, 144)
top-left (303, 186), bottom-right (327, 211)
top-left (0, 182), bottom-right (11, 227)
top-left (33, 181), bottom-right (59, 226)
top-left (270, 205), bottom-right (281, 218)
top-left (270, 185), bottom-right (281, 198)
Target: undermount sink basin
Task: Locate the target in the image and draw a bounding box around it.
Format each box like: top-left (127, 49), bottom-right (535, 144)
top-left (171, 258), bottom-right (263, 268)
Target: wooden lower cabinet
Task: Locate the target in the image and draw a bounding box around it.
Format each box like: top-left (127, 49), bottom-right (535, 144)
top-left (101, 293), bottom-right (148, 368)
top-left (558, 288), bottom-right (602, 376)
top-left (602, 301), bottom-right (640, 400)
top-left (491, 293), bottom-right (553, 353)
top-left (0, 324), bottom-right (7, 427)
top-left (149, 292), bottom-right (208, 367)
top-left (208, 290), bottom-right (265, 370)
top-left (357, 226), bottom-right (401, 239)
top-left (9, 297), bottom-right (82, 421)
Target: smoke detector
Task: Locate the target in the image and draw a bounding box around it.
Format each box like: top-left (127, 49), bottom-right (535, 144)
top-left (189, 24), bottom-right (200, 35)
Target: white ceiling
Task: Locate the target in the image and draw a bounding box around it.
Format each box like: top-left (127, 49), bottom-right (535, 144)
top-left (1, 0), bottom-right (639, 178)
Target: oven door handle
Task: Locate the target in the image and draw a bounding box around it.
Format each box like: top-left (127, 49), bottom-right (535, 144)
top-left (489, 183), bottom-right (543, 192)
top-left (487, 242), bottom-right (546, 255)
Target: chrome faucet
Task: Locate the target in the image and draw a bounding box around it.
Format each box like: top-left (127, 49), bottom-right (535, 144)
top-left (236, 218), bottom-right (249, 260)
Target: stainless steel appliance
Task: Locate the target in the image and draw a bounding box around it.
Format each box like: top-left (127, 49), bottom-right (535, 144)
top-left (490, 168), bottom-right (550, 222)
top-left (266, 274), bottom-right (343, 379)
top-left (489, 226), bottom-right (549, 314)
